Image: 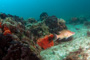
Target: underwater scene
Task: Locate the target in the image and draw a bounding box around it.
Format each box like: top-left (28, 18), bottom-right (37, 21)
top-left (0, 0), bottom-right (90, 60)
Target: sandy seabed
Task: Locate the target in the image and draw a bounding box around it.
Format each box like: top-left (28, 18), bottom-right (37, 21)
top-left (40, 23), bottom-right (90, 60)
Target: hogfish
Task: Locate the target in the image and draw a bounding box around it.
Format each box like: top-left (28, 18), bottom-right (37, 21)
top-left (55, 29), bottom-right (75, 40)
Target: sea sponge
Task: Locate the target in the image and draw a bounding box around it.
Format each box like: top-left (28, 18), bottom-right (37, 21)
top-left (0, 22), bottom-right (2, 28)
top-left (2, 25), bottom-right (12, 35)
top-left (37, 34), bottom-right (54, 49)
top-left (3, 26), bottom-right (10, 31)
top-left (3, 29), bottom-right (11, 35)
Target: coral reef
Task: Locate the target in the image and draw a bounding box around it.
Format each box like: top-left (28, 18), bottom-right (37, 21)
top-left (27, 22), bottom-right (50, 42)
top-left (0, 12), bottom-right (71, 60)
top-left (0, 13), bottom-right (41, 60)
top-left (0, 13), bottom-right (25, 24)
top-left (40, 12), bottom-right (48, 20)
top-left (26, 18), bottom-right (37, 24)
top-left (45, 16), bottom-right (67, 34)
top-left (0, 13), bottom-right (7, 19)
top-left (84, 21), bottom-right (90, 28)
top-left (69, 17), bottom-right (87, 24)
top-left (0, 34), bottom-right (40, 60)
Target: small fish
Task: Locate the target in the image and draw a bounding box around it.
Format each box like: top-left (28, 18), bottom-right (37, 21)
top-left (55, 30), bottom-right (75, 40)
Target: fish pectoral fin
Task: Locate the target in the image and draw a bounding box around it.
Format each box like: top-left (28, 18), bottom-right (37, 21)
top-left (65, 35), bottom-right (72, 39)
top-left (65, 36), bottom-right (69, 39)
top-left (55, 38), bottom-right (62, 41)
top-left (65, 37), bottom-right (69, 39)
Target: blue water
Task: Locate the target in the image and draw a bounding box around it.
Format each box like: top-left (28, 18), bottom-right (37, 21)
top-left (0, 0), bottom-right (90, 20)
